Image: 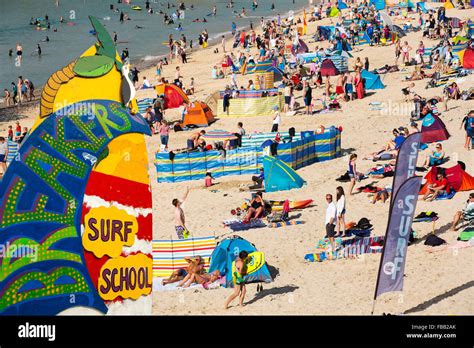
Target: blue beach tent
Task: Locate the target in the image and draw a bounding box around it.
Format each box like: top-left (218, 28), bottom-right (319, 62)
top-left (263, 156), bottom-right (306, 192)
top-left (209, 236), bottom-right (272, 288)
top-left (370, 0), bottom-right (386, 10)
top-left (361, 70), bottom-right (386, 90)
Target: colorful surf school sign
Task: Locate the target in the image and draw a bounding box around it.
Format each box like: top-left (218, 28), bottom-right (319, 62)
top-left (0, 100), bottom-right (151, 315)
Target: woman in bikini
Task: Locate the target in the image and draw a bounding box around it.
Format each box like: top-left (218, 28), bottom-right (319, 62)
top-left (401, 41), bottom-right (412, 65)
top-left (242, 191), bottom-right (265, 223)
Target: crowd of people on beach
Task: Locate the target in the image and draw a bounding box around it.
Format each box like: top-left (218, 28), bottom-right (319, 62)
top-left (1, 0), bottom-right (473, 312)
top-left (3, 76), bottom-right (35, 107)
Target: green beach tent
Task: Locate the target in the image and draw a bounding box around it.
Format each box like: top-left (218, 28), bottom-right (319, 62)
top-left (263, 156), bottom-right (306, 192)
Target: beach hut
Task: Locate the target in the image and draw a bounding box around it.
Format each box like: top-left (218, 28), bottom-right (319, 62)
top-left (263, 156), bottom-right (306, 192)
top-left (320, 58), bottom-right (339, 76)
top-left (208, 236), bottom-right (272, 288)
top-left (155, 83), bottom-right (190, 109)
top-left (182, 101), bottom-right (215, 127)
top-left (421, 113), bottom-right (450, 143)
top-left (361, 70), bottom-right (385, 89)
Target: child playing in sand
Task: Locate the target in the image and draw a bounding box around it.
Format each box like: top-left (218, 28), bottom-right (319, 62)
top-left (204, 172), bottom-right (215, 187)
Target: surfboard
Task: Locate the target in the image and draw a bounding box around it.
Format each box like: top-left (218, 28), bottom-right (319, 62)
top-left (231, 252), bottom-right (265, 284)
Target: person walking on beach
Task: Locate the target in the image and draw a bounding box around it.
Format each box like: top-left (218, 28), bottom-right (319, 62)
top-left (335, 186), bottom-right (346, 237)
top-left (11, 82), bottom-right (18, 105)
top-left (271, 105), bottom-right (280, 132)
top-left (156, 60), bottom-right (163, 79)
top-left (325, 194), bottom-right (337, 252)
top-left (224, 250), bottom-right (248, 309)
top-left (3, 89), bottom-right (12, 107)
top-left (221, 35), bottom-right (226, 53)
top-left (348, 154), bottom-right (361, 195)
top-left (172, 187), bottom-right (190, 239)
top-left (158, 120), bottom-right (170, 149)
top-left (304, 82), bottom-right (313, 115)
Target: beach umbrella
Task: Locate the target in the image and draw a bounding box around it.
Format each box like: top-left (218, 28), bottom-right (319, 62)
top-left (331, 50), bottom-right (353, 58)
top-left (201, 130), bottom-right (238, 142)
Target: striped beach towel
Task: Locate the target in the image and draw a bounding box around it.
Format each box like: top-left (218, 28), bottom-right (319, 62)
top-left (269, 220), bottom-right (305, 228)
top-left (152, 236), bottom-right (216, 278)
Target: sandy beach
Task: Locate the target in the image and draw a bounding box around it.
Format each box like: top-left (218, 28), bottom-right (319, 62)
top-left (1, 3), bottom-right (473, 316)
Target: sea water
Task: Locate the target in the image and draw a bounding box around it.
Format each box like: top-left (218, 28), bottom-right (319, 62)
top-left (0, 0), bottom-right (306, 89)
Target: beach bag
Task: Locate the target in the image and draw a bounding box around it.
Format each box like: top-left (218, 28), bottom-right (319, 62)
top-left (424, 234), bottom-right (446, 246)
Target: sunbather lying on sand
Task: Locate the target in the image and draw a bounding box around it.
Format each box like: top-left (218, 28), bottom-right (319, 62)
top-left (163, 255), bottom-right (205, 286)
top-left (363, 149), bottom-right (398, 162)
top-left (177, 256), bottom-right (205, 288)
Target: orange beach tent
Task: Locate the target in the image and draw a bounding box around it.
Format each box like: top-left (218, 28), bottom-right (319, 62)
top-left (419, 164), bottom-right (474, 195)
top-left (182, 102), bottom-right (215, 127)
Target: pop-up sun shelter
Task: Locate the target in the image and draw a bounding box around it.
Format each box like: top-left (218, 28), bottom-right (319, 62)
top-left (462, 47), bottom-right (474, 69)
top-left (182, 101), bottom-right (215, 127)
top-left (155, 83), bottom-right (190, 109)
top-left (320, 58), bottom-right (339, 76)
top-left (263, 156), bottom-right (306, 192)
top-left (419, 164), bottom-right (474, 195)
top-left (208, 236), bottom-right (272, 288)
top-left (361, 70), bottom-right (385, 89)
top-left (421, 113), bottom-right (450, 143)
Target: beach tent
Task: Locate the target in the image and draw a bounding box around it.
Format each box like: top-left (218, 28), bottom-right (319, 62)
top-left (208, 236), bottom-right (272, 288)
top-left (453, 35), bottom-right (469, 45)
top-left (361, 70), bottom-right (385, 89)
top-left (320, 58), bottom-right (339, 76)
top-left (392, 25), bottom-right (407, 37)
top-left (292, 39), bottom-right (309, 55)
top-left (419, 164), bottom-right (474, 195)
top-left (421, 113), bottom-right (450, 143)
top-left (318, 26), bottom-right (333, 40)
top-left (329, 7), bottom-right (340, 17)
top-left (263, 156), bottom-right (306, 192)
top-left (444, 0), bottom-right (455, 9)
top-left (182, 101), bottom-right (215, 127)
top-left (405, 0), bottom-right (415, 8)
top-left (370, 0), bottom-right (386, 10)
top-left (328, 55), bottom-right (349, 73)
top-left (462, 47), bottom-right (474, 69)
top-left (338, 0), bottom-right (349, 9)
top-left (155, 83), bottom-right (190, 109)
top-left (358, 31), bottom-right (372, 45)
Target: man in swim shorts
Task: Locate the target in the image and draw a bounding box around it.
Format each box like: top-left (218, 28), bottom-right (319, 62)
top-left (224, 251), bottom-right (248, 309)
top-left (173, 187), bottom-right (190, 239)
